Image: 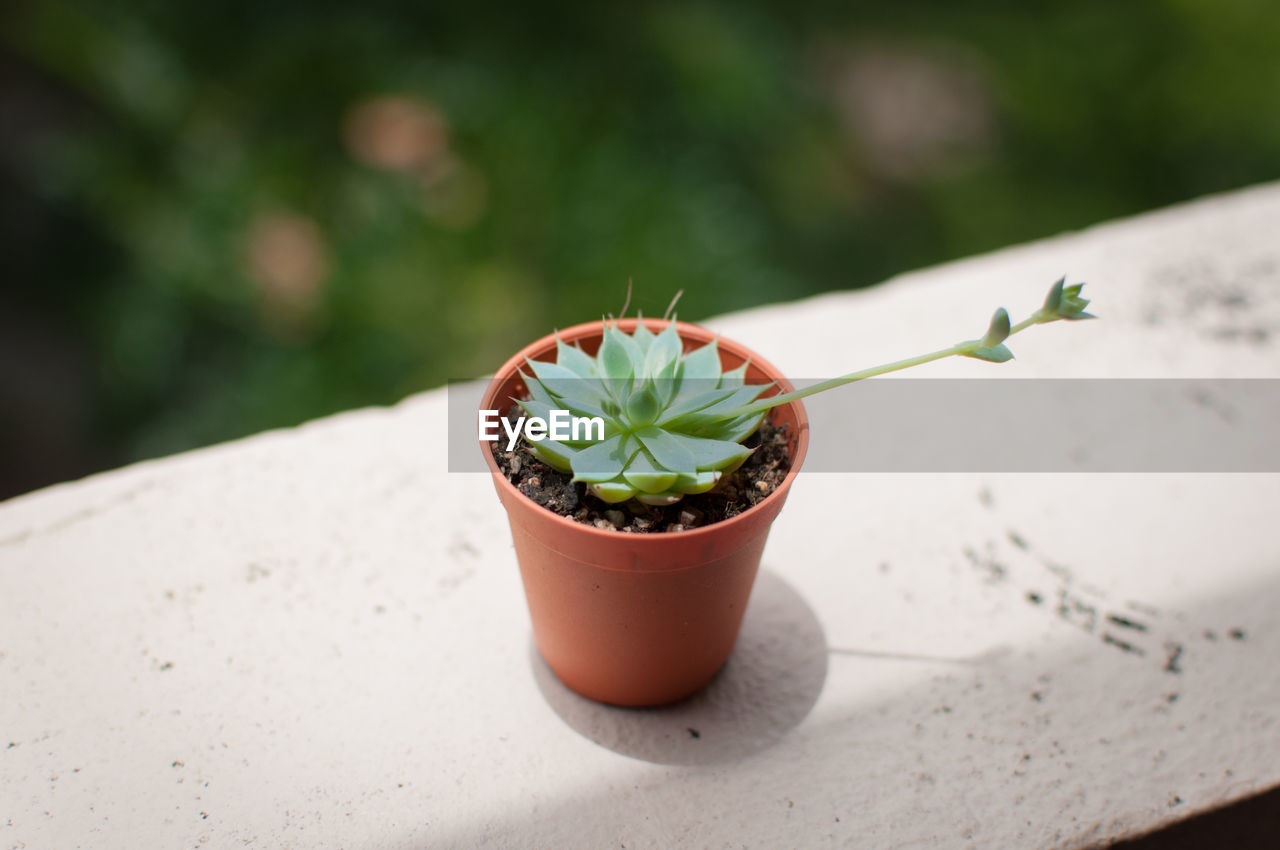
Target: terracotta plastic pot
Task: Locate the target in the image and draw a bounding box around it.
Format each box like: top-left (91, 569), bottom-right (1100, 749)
top-left (480, 318), bottom-right (809, 707)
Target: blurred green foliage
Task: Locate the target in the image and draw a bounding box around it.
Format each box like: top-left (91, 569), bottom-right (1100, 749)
top-left (2, 0), bottom-right (1279, 492)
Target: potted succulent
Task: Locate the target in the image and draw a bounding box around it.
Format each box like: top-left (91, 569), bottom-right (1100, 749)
top-left (479, 280), bottom-right (1093, 706)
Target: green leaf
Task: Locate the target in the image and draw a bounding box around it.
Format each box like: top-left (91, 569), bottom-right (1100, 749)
top-left (670, 340), bottom-right (721, 404)
top-left (983, 308), bottom-right (1010, 346)
top-left (664, 433), bottom-right (755, 471)
top-left (663, 383), bottom-right (772, 430)
top-left (635, 491), bottom-right (684, 506)
top-left (526, 358), bottom-right (609, 406)
top-left (965, 343), bottom-right (1014, 363)
top-left (687, 411), bottom-right (765, 443)
top-left (597, 324), bottom-right (634, 380)
top-left (1059, 283), bottom-right (1094, 319)
top-left (666, 345), bottom-right (726, 405)
top-left (555, 337), bottom-right (596, 377)
top-left (634, 425), bottom-right (697, 473)
top-left (656, 385), bottom-right (742, 426)
top-left (718, 360), bottom-right (749, 388)
top-left (590, 480), bottom-right (638, 504)
top-left (643, 321), bottom-right (683, 381)
top-left (680, 339), bottom-right (721, 383)
top-left (654, 352), bottom-right (683, 408)
top-left (520, 371), bottom-right (557, 406)
top-left (631, 316), bottom-right (656, 352)
top-left (525, 439), bottom-right (578, 473)
top-left (597, 323), bottom-right (636, 401)
top-left (611, 322), bottom-right (647, 374)
top-left (625, 380), bottom-right (661, 426)
top-left (622, 448), bottom-right (680, 494)
top-left (570, 434), bottom-right (637, 483)
top-left (516, 397), bottom-right (555, 422)
top-left (1044, 278), bottom-right (1095, 319)
top-left (670, 471), bottom-right (721, 494)
top-left (521, 376), bottom-right (617, 429)
top-left (1043, 277), bottom-right (1065, 314)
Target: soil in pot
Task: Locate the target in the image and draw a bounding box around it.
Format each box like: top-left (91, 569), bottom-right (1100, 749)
top-left (490, 410), bottom-right (793, 533)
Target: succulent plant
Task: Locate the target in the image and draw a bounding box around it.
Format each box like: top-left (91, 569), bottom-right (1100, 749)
top-left (517, 318), bottom-right (767, 505)
top-left (516, 277), bottom-right (1093, 506)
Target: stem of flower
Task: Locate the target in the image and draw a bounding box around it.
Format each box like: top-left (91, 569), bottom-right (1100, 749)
top-left (734, 308), bottom-right (1056, 416)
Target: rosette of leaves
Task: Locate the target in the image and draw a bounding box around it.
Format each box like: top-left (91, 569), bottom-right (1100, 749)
top-left (518, 319), bottom-right (769, 506)
top-left (516, 277), bottom-right (1093, 506)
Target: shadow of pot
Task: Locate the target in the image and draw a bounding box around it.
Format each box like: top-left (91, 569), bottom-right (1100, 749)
top-left (481, 318), bottom-right (810, 707)
top-left (530, 569), bottom-right (829, 764)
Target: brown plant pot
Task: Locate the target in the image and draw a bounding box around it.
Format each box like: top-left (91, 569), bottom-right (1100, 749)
top-left (480, 318), bottom-right (810, 707)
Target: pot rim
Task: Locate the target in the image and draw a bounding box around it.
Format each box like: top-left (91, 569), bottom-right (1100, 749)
top-left (479, 317), bottom-right (810, 543)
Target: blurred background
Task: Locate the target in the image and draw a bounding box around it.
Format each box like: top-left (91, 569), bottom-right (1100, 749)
top-left (2, 0), bottom-right (1279, 499)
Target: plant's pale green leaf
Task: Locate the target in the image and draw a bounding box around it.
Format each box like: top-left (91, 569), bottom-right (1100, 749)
top-left (718, 360), bottom-right (749, 389)
top-left (656, 385), bottom-right (741, 426)
top-left (643, 322), bottom-right (682, 380)
top-left (664, 433), bottom-right (755, 471)
top-left (680, 339), bottom-right (721, 384)
top-left (635, 491), bottom-right (683, 506)
top-left (597, 325), bottom-right (634, 381)
top-left (983, 308), bottom-right (1010, 346)
top-left (663, 383), bottom-right (772, 429)
top-left (516, 398), bottom-right (556, 422)
top-left (590, 480), bottom-right (638, 504)
top-left (654, 354), bottom-right (682, 408)
top-left (555, 337), bottom-right (596, 377)
top-left (1042, 279), bottom-right (1094, 319)
top-left (525, 439), bottom-right (577, 473)
top-left (526, 358), bottom-right (610, 406)
top-left (597, 323), bottom-right (636, 402)
top-left (634, 425), bottom-right (697, 473)
top-left (626, 381), bottom-right (661, 426)
top-left (558, 397), bottom-right (621, 433)
top-left (570, 434), bottom-right (637, 483)
top-left (1043, 277), bottom-right (1065, 314)
top-left (1059, 283), bottom-right (1094, 318)
top-left (670, 471), bottom-right (721, 494)
top-left (521, 372), bottom-right (557, 406)
top-left (965, 343), bottom-right (1014, 363)
top-left (623, 448), bottom-right (679, 494)
top-left (610, 322), bottom-right (646, 374)
top-left (667, 374), bottom-right (723, 409)
top-left (687, 411), bottom-right (765, 443)
top-left (631, 316), bottom-right (655, 352)
top-left (667, 340), bottom-right (721, 407)
top-left (522, 374), bottom-right (616, 428)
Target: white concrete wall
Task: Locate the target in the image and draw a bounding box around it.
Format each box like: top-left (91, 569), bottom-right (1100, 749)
top-left (3, 182), bottom-right (1279, 849)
